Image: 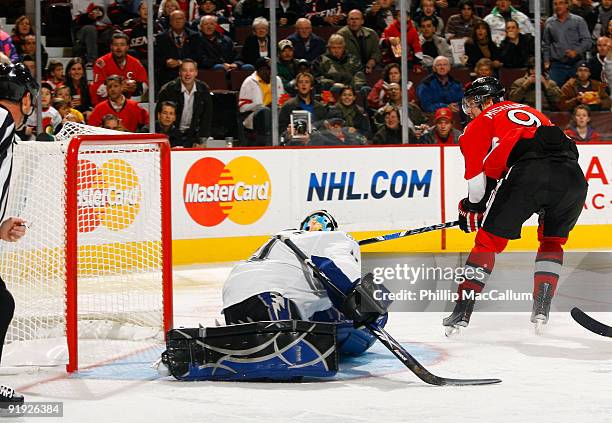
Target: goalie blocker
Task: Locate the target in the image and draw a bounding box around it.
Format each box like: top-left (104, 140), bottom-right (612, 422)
top-left (161, 320), bottom-right (338, 381)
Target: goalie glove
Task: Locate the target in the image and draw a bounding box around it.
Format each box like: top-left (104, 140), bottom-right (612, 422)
top-left (458, 198), bottom-right (485, 233)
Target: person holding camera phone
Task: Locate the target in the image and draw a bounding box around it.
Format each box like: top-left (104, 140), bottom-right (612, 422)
top-left (508, 57), bottom-right (561, 111)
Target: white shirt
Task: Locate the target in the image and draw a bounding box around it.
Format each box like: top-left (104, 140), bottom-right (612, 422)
top-left (180, 82), bottom-right (197, 132)
top-left (223, 230), bottom-right (361, 320)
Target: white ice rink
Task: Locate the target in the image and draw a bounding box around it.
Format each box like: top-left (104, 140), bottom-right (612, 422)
top-left (2, 262), bottom-right (612, 423)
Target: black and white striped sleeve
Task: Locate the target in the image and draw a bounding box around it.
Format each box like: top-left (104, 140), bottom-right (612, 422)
top-left (0, 105), bottom-right (16, 222)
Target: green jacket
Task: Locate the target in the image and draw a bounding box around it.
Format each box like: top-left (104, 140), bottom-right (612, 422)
top-left (336, 25), bottom-right (381, 66)
top-left (316, 51), bottom-right (367, 91)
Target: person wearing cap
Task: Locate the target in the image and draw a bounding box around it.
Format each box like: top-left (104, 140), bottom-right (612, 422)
top-left (308, 109), bottom-right (365, 146)
top-left (420, 107), bottom-right (462, 144)
top-left (559, 60), bottom-right (611, 111)
top-left (336, 10), bottom-right (381, 74)
top-left (238, 57), bottom-right (285, 146)
top-left (277, 39), bottom-right (300, 94)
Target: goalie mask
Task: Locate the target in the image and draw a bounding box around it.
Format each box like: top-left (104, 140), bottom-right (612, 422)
top-left (461, 76), bottom-right (505, 115)
top-left (300, 210), bottom-right (338, 232)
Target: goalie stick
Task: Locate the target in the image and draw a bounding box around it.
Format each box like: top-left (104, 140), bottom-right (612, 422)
top-left (358, 221), bottom-right (459, 246)
top-left (570, 307), bottom-right (612, 338)
top-left (277, 235), bottom-right (501, 386)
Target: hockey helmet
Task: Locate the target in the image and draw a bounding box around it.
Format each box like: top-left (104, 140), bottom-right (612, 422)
top-left (462, 76), bottom-right (505, 115)
top-left (0, 63), bottom-right (39, 105)
top-left (300, 210), bottom-right (338, 232)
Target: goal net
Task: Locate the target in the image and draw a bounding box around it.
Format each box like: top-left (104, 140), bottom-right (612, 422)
top-left (0, 123), bottom-right (173, 372)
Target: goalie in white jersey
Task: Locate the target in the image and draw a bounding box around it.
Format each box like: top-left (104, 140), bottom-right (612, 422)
top-left (222, 210), bottom-right (388, 355)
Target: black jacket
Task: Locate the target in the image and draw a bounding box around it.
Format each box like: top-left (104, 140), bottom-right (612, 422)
top-left (157, 78), bottom-right (213, 145)
top-left (241, 35), bottom-right (270, 66)
top-left (499, 34), bottom-right (535, 69)
top-left (154, 28), bottom-right (202, 88)
top-left (199, 32), bottom-right (242, 68)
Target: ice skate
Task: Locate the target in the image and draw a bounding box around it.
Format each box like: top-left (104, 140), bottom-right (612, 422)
top-left (531, 282), bottom-right (553, 334)
top-left (0, 384), bottom-right (24, 409)
top-left (443, 297), bottom-right (476, 337)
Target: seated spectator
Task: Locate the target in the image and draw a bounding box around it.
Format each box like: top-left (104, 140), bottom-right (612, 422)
top-left (305, 0), bottom-right (347, 27)
top-left (419, 16), bottom-right (453, 67)
top-left (199, 15), bottom-right (252, 70)
top-left (564, 104), bottom-right (601, 141)
top-left (559, 61), bottom-right (611, 111)
top-left (72, 1), bottom-right (113, 66)
top-left (330, 85), bottom-right (371, 139)
top-left (588, 36), bottom-right (611, 82)
top-left (147, 100), bottom-right (183, 147)
top-left (124, 2), bottom-right (150, 68)
top-left (157, 59), bottom-right (213, 147)
top-left (308, 110), bottom-right (365, 146)
top-left (509, 57), bottom-right (561, 110)
top-left (54, 86), bottom-right (86, 123)
top-left (381, 10), bottom-right (423, 72)
top-left (155, 10), bottom-right (202, 88)
top-left (276, 0), bottom-right (305, 27)
top-left (498, 19), bottom-right (535, 68)
top-left (316, 34), bottom-right (368, 97)
top-left (483, 0), bottom-right (534, 46)
top-left (158, 0), bottom-right (199, 22)
top-left (419, 107), bottom-right (461, 144)
top-left (11, 15), bottom-right (34, 56)
top-left (413, 0), bottom-right (444, 36)
top-left (65, 58), bottom-right (93, 116)
top-left (91, 32), bottom-right (148, 105)
top-left (241, 17), bottom-right (271, 67)
top-left (101, 114), bottom-right (123, 130)
top-left (367, 62), bottom-right (416, 109)
top-left (444, 0), bottom-right (482, 40)
top-left (570, 0), bottom-right (597, 33)
top-left (88, 75), bottom-right (149, 132)
top-left (191, 0), bottom-right (233, 32)
top-left (464, 21), bottom-right (502, 70)
top-left (0, 28), bottom-right (18, 63)
top-left (279, 72), bottom-right (328, 137)
top-left (337, 10), bottom-right (381, 74)
top-left (543, 0), bottom-right (592, 87)
top-left (21, 55), bottom-right (36, 76)
top-left (374, 82), bottom-right (427, 129)
top-left (416, 55), bottom-right (463, 113)
top-left (19, 34), bottom-right (48, 69)
top-left (287, 18), bottom-right (327, 62)
top-left (25, 82), bottom-right (62, 137)
top-left (277, 40), bottom-right (300, 94)
top-left (53, 98), bottom-right (82, 124)
top-left (238, 57), bottom-right (284, 145)
top-left (371, 105), bottom-right (414, 144)
top-left (156, 0), bottom-right (181, 33)
top-left (45, 60), bottom-right (65, 91)
top-left (592, 0), bottom-right (612, 38)
top-left (365, 0), bottom-right (397, 35)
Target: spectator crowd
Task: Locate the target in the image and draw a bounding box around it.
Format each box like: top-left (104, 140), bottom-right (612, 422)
top-left (1, 0), bottom-right (611, 145)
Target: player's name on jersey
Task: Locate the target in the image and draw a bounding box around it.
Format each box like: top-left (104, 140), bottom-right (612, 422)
top-left (373, 289), bottom-right (533, 302)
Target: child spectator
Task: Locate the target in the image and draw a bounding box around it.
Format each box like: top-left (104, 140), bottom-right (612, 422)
top-left (101, 114), bottom-right (123, 130)
top-left (45, 60), bottom-right (65, 91)
top-left (564, 104), bottom-right (601, 141)
top-left (25, 82), bottom-right (62, 137)
top-left (54, 86), bottom-right (86, 123)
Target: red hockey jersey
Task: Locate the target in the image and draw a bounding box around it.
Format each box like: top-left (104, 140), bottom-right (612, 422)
top-left (88, 98), bottom-right (149, 132)
top-left (459, 101), bottom-right (554, 202)
top-left (90, 53), bottom-right (148, 104)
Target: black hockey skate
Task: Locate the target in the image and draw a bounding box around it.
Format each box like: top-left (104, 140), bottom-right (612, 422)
top-left (531, 282), bottom-right (553, 334)
top-left (443, 297), bottom-right (476, 337)
top-left (0, 384), bottom-right (24, 409)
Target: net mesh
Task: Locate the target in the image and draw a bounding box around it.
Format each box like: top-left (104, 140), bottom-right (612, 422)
top-left (1, 126), bottom-right (166, 368)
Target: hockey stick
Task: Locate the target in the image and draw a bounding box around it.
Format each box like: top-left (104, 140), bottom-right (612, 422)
top-left (358, 221), bottom-right (459, 246)
top-left (571, 307), bottom-right (612, 338)
top-left (277, 235), bottom-right (501, 386)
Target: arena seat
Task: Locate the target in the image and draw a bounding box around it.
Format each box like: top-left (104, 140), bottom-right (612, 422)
top-left (230, 69), bottom-right (252, 91)
top-left (198, 70), bottom-right (229, 90)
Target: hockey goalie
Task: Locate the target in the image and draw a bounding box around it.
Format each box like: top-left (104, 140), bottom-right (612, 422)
top-left (159, 210), bottom-right (389, 381)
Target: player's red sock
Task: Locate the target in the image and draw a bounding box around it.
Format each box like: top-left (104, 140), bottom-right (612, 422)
top-left (533, 238), bottom-right (565, 297)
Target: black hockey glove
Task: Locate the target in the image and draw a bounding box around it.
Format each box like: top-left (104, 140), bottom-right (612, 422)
top-left (458, 198), bottom-right (485, 233)
top-left (342, 273), bottom-right (392, 327)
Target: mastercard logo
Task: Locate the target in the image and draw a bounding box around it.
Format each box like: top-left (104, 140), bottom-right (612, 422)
top-left (183, 156), bottom-right (271, 227)
top-left (77, 159), bottom-right (142, 233)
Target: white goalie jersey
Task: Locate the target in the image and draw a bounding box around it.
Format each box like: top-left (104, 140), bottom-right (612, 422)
top-left (222, 230), bottom-right (361, 320)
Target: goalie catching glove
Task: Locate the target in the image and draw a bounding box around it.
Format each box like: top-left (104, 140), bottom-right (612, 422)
top-left (458, 198), bottom-right (485, 233)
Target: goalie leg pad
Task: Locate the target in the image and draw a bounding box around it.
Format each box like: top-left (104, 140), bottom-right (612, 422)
top-left (161, 321), bottom-right (338, 381)
top-left (337, 314), bottom-right (388, 355)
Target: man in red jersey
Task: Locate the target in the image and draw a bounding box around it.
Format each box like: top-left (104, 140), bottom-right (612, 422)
top-left (443, 77), bottom-right (588, 335)
top-left (90, 32), bottom-right (148, 105)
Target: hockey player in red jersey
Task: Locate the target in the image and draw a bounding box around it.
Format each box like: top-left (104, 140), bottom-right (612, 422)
top-left (443, 77), bottom-right (588, 335)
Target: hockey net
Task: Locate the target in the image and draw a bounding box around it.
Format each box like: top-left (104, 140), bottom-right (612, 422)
top-left (0, 123), bottom-right (172, 372)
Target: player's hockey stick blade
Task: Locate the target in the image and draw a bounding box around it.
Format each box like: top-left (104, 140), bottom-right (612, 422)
top-left (358, 221), bottom-right (459, 246)
top-left (571, 307), bottom-right (612, 338)
top-left (278, 235), bottom-right (501, 386)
